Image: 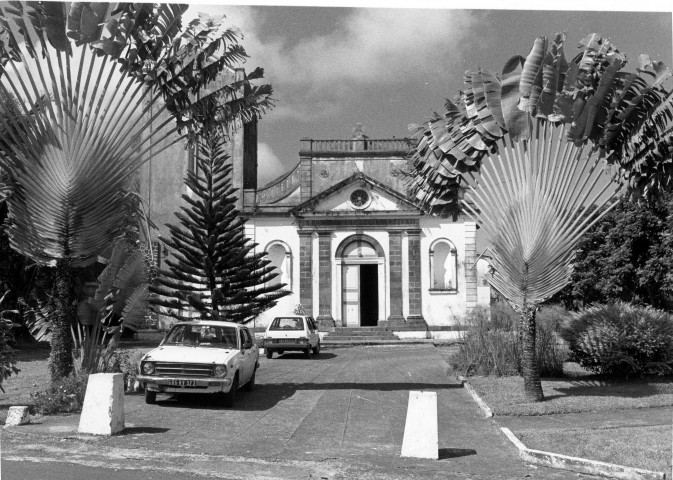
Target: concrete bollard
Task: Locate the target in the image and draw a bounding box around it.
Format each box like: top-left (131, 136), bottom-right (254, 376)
top-left (401, 391), bottom-right (438, 459)
top-left (4, 406), bottom-right (30, 426)
top-left (78, 373), bottom-right (125, 435)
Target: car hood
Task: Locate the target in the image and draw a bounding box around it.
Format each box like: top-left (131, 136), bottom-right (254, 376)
top-left (143, 346), bottom-right (237, 364)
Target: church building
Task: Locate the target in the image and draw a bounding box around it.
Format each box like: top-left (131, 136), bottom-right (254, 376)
top-left (140, 71), bottom-right (490, 335)
top-left (244, 126), bottom-right (491, 333)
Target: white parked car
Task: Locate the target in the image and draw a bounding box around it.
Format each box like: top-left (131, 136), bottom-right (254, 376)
top-left (264, 315), bottom-right (320, 359)
top-left (137, 321), bottom-right (259, 407)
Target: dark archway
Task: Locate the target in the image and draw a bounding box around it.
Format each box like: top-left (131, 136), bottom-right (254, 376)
top-left (337, 234), bottom-right (385, 327)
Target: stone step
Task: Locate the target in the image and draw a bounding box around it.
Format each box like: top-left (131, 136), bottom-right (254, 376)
top-left (332, 327), bottom-right (389, 333)
top-left (325, 332), bottom-right (397, 338)
top-left (327, 330), bottom-right (398, 336)
top-left (322, 335), bottom-right (399, 342)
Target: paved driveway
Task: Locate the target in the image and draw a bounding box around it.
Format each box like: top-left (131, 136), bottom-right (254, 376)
top-left (4, 345), bottom-right (588, 479)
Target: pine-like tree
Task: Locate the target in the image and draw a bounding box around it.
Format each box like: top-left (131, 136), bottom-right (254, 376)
top-left (151, 114), bottom-right (288, 323)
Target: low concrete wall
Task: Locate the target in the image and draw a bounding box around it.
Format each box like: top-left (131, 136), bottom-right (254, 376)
top-left (428, 331), bottom-right (462, 341)
top-left (501, 428), bottom-right (666, 480)
top-left (458, 376), bottom-right (493, 417)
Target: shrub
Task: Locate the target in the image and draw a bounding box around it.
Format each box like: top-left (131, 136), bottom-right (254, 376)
top-left (0, 291), bottom-right (20, 392)
top-left (561, 302), bottom-right (673, 377)
top-left (30, 374), bottom-right (88, 415)
top-left (451, 304), bottom-right (567, 377)
top-left (97, 348), bottom-right (142, 392)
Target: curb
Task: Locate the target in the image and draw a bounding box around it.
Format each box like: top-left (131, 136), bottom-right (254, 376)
top-left (457, 376), bottom-right (493, 417)
top-left (500, 427), bottom-right (666, 480)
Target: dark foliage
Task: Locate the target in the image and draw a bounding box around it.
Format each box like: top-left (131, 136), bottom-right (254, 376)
top-left (561, 302), bottom-right (673, 377)
top-left (30, 373), bottom-right (88, 415)
top-left (0, 291), bottom-right (20, 391)
top-left (151, 119), bottom-right (289, 323)
top-left (553, 194), bottom-right (673, 309)
top-left (450, 304), bottom-right (567, 378)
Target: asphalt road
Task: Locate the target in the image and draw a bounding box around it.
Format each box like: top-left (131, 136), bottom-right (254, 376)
top-left (1, 460), bottom-right (217, 480)
top-left (2, 345), bottom-right (593, 479)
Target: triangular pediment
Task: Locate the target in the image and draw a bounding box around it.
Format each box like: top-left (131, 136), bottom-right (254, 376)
top-left (291, 173), bottom-right (422, 215)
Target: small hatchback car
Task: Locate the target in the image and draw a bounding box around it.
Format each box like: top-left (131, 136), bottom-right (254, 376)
top-left (264, 315), bottom-right (320, 359)
top-left (137, 321), bottom-right (259, 407)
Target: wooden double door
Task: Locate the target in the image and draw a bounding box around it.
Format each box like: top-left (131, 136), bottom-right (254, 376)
top-left (342, 263), bottom-right (379, 326)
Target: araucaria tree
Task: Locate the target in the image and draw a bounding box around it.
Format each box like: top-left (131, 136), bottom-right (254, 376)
top-left (151, 104), bottom-right (288, 323)
top-left (408, 33), bottom-right (672, 401)
top-left (0, 3), bottom-right (271, 380)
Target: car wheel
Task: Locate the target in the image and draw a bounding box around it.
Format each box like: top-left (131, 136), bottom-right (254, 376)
top-left (145, 390), bottom-right (157, 405)
top-left (266, 349), bottom-right (273, 359)
top-left (243, 368), bottom-right (256, 391)
top-left (223, 374), bottom-right (238, 408)
top-left (304, 347), bottom-right (311, 359)
top-left (312, 342), bottom-right (320, 355)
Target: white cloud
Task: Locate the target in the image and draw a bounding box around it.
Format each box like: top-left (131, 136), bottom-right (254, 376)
top-left (187, 6), bottom-right (476, 120)
top-left (263, 9), bottom-right (475, 88)
top-left (257, 142), bottom-right (290, 185)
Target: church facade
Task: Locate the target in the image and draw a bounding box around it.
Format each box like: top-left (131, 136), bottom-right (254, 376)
top-left (240, 129), bottom-right (491, 333)
top-left (139, 73), bottom-right (490, 333)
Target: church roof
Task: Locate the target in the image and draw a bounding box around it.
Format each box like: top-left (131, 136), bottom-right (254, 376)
top-left (291, 172), bottom-right (423, 215)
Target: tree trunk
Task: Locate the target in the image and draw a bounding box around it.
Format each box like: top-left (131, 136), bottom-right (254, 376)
top-left (50, 259), bottom-right (76, 381)
top-left (520, 305), bottom-right (544, 402)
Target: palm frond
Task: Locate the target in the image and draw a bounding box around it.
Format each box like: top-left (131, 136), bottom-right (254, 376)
top-left (0, 4), bottom-right (273, 267)
top-left (462, 120), bottom-right (622, 306)
top-left (408, 32), bottom-right (673, 308)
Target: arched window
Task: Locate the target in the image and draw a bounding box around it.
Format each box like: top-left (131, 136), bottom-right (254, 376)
top-left (429, 239), bottom-right (457, 291)
top-left (265, 241), bottom-right (292, 290)
top-left (341, 240), bottom-right (378, 259)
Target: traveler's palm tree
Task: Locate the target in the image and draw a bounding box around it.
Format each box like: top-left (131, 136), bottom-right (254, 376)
top-left (0, 3), bottom-right (272, 380)
top-left (408, 33), bottom-right (673, 401)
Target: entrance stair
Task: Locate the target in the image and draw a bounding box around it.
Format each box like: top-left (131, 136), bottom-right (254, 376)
top-left (322, 326), bottom-right (400, 344)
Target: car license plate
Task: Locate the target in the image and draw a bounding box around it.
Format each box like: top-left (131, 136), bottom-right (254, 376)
top-left (168, 379), bottom-right (197, 387)
top-left (277, 339), bottom-right (294, 343)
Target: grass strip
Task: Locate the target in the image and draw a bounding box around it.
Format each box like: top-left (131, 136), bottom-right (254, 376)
top-left (516, 425), bottom-right (671, 474)
top-left (467, 363), bottom-right (673, 416)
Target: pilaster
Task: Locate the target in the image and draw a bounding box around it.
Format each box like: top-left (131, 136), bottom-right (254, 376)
top-left (387, 231), bottom-right (405, 328)
top-left (406, 229), bottom-right (426, 326)
top-left (299, 231), bottom-right (313, 315)
top-left (316, 232), bottom-right (335, 328)
top-left (464, 221), bottom-right (478, 310)
top-left (299, 139), bottom-right (312, 203)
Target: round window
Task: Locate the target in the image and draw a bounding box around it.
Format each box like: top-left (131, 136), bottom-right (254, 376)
top-left (349, 189), bottom-right (370, 209)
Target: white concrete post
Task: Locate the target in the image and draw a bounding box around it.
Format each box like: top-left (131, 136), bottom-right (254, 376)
top-left (78, 373), bottom-right (125, 435)
top-left (4, 406), bottom-right (30, 426)
top-left (401, 391), bottom-right (438, 459)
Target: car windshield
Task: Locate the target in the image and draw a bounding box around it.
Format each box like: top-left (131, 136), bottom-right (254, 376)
top-left (269, 317), bottom-right (305, 331)
top-left (163, 325), bottom-right (238, 348)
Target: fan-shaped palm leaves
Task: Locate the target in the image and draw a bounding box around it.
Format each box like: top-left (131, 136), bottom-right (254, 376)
top-left (408, 33), bottom-right (672, 401)
top-left (0, 3), bottom-right (272, 380)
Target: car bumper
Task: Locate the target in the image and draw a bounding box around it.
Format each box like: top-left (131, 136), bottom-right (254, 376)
top-left (264, 341), bottom-right (311, 350)
top-left (137, 375), bottom-right (233, 394)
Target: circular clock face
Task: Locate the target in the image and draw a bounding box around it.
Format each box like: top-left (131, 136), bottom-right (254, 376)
top-left (350, 189), bottom-right (370, 208)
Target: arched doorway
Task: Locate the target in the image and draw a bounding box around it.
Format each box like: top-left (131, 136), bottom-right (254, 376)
top-left (336, 235), bottom-right (385, 327)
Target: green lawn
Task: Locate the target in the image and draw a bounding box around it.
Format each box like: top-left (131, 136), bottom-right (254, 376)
top-left (1, 344), bottom-right (149, 423)
top-left (1, 346), bottom-right (50, 408)
top-left (467, 363), bottom-right (673, 416)
top-left (517, 425), bottom-right (671, 474)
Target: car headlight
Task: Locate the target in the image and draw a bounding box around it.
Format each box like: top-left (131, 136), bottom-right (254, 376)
top-left (214, 365), bottom-right (227, 377)
top-left (142, 361), bottom-right (155, 375)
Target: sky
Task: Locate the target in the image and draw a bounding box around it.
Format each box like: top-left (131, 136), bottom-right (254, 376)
top-left (186, 3), bottom-right (673, 186)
